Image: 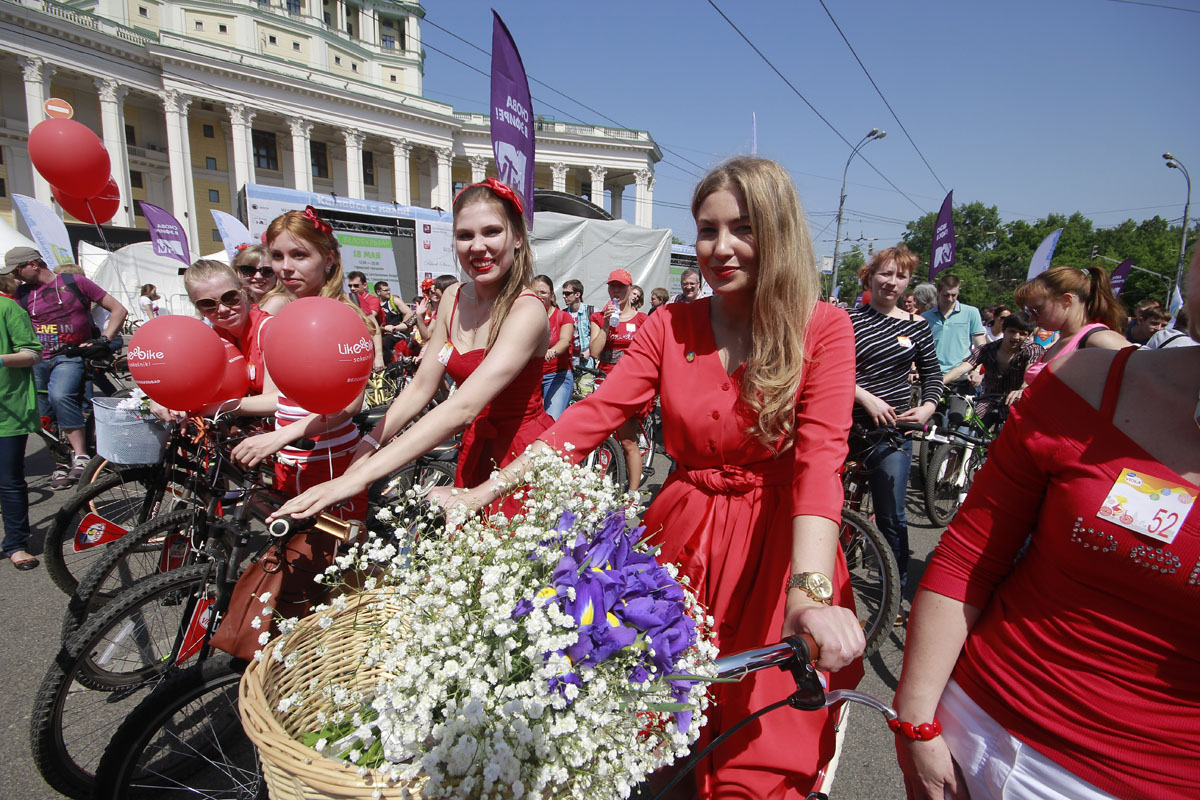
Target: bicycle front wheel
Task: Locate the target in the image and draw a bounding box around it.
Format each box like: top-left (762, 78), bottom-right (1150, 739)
top-left (91, 655), bottom-right (262, 800)
top-left (839, 508), bottom-right (901, 657)
top-left (923, 442), bottom-right (984, 527)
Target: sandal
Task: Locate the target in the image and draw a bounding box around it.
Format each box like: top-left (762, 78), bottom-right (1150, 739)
top-left (9, 552), bottom-right (39, 571)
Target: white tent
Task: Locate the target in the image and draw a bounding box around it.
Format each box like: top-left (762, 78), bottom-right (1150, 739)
top-left (0, 214), bottom-right (37, 255)
top-left (86, 242), bottom-right (192, 319)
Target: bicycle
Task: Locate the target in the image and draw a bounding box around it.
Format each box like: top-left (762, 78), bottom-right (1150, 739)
top-left (922, 381), bottom-right (1004, 527)
top-left (36, 338), bottom-right (133, 471)
top-left (30, 465), bottom-right (357, 800)
top-left (838, 423), bottom-right (925, 656)
top-left (572, 363), bottom-right (665, 492)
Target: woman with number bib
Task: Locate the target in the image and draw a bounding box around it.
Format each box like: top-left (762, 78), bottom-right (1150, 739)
top-left (439, 158), bottom-right (866, 799)
top-left (893, 250), bottom-right (1200, 800)
top-left (268, 179), bottom-right (551, 523)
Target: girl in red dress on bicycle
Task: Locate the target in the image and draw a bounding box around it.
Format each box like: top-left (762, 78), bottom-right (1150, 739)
top-left (439, 157), bottom-right (866, 799)
top-left (268, 179), bottom-right (551, 522)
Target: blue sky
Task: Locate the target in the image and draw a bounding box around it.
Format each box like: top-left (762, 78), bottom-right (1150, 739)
top-left (418, 0), bottom-right (1199, 263)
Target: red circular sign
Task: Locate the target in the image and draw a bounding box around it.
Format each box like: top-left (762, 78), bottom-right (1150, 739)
top-left (43, 98), bottom-right (74, 119)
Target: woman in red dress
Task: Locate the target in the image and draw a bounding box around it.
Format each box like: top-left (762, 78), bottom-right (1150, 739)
top-left (591, 268), bottom-right (651, 490)
top-left (269, 179), bottom-right (551, 521)
top-left (440, 157), bottom-right (866, 798)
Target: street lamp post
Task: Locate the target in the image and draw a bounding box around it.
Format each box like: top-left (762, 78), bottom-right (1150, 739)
top-left (830, 128), bottom-right (886, 298)
top-left (1164, 153), bottom-right (1191, 304)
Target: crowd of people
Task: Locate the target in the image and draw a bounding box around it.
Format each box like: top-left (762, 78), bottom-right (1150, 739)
top-left (1, 155), bottom-right (1197, 799)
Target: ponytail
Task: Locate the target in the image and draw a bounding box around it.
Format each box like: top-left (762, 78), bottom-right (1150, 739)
top-left (1082, 266), bottom-right (1126, 333)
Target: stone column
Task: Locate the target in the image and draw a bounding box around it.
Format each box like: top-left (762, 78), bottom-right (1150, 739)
top-left (391, 139), bottom-right (411, 205)
top-left (95, 78), bottom-right (132, 226)
top-left (610, 184), bottom-right (624, 220)
top-left (634, 169), bottom-right (654, 228)
top-left (550, 162), bottom-right (568, 193)
top-left (468, 155), bottom-right (488, 184)
top-left (335, 0), bottom-right (347, 32)
top-left (19, 56), bottom-right (56, 207)
top-left (343, 130), bottom-right (364, 199)
top-left (162, 89), bottom-right (197, 256)
top-left (432, 146), bottom-right (453, 210)
top-left (288, 117), bottom-right (313, 193)
top-left (589, 165), bottom-right (607, 211)
top-left (228, 103), bottom-right (256, 192)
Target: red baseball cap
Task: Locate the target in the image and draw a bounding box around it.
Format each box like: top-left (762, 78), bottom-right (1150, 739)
top-left (607, 269), bottom-right (633, 286)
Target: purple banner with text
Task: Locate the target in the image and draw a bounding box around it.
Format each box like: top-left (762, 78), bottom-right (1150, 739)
top-left (490, 11), bottom-right (535, 229)
top-left (139, 202), bottom-right (191, 265)
top-left (1110, 259), bottom-right (1133, 297)
top-left (930, 191), bottom-right (956, 280)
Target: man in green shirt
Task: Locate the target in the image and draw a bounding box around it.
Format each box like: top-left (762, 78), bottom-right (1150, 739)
top-left (0, 291), bottom-right (44, 569)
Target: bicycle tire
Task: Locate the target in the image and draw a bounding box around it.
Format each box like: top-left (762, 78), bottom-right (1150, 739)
top-left (29, 564), bottom-right (213, 799)
top-left (839, 508), bottom-right (902, 657)
top-left (64, 509), bottom-right (201, 639)
top-left (91, 655), bottom-right (263, 800)
top-left (923, 441), bottom-right (985, 527)
top-left (586, 435), bottom-right (628, 490)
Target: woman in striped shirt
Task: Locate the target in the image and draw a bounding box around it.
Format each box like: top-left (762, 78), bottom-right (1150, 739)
top-left (849, 245), bottom-right (943, 601)
top-left (230, 207), bottom-right (374, 522)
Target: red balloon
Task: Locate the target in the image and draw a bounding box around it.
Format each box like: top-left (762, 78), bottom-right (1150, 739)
top-left (28, 119), bottom-right (111, 199)
top-left (212, 341), bottom-right (251, 404)
top-left (263, 297), bottom-right (373, 414)
top-left (128, 317), bottom-right (226, 411)
top-left (53, 178), bottom-right (120, 225)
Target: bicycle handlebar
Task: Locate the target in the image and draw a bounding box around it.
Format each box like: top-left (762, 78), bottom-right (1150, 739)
top-left (713, 634), bottom-right (818, 680)
top-left (267, 512), bottom-right (362, 542)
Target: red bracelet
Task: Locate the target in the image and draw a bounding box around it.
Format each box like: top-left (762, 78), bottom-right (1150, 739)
top-left (888, 716), bottom-right (942, 740)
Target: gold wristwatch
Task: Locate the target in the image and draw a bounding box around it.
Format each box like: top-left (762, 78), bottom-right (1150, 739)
top-left (787, 571), bottom-right (833, 605)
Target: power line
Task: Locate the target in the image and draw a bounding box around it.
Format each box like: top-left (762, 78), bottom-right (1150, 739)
top-left (1101, 0), bottom-right (1200, 12)
top-left (421, 15), bottom-right (709, 178)
top-left (703, 0), bottom-right (927, 214)
top-left (815, 0), bottom-right (947, 194)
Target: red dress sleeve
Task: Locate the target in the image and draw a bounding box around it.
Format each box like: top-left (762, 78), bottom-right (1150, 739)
top-left (920, 374), bottom-right (1056, 608)
top-left (791, 304), bottom-right (857, 522)
top-left (541, 307), bottom-right (665, 461)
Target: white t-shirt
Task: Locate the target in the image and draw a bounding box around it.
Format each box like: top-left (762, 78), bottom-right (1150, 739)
top-left (138, 295), bottom-right (162, 319)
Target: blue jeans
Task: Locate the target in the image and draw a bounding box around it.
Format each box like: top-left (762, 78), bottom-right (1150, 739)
top-left (0, 435), bottom-right (32, 556)
top-left (541, 370), bottom-right (573, 420)
top-left (33, 353), bottom-right (86, 430)
top-left (865, 436), bottom-right (913, 589)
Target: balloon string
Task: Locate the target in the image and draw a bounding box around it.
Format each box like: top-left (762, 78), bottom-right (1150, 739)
top-left (81, 196), bottom-right (130, 299)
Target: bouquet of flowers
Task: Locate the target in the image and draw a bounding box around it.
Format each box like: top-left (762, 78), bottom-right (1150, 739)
top-left (255, 447), bottom-right (717, 799)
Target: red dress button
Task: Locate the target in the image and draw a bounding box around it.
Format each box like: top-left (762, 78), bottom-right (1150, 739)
top-left (711, 410), bottom-right (720, 419)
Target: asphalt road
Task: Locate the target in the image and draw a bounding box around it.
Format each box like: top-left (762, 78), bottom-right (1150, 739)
top-left (1, 436), bottom-right (943, 799)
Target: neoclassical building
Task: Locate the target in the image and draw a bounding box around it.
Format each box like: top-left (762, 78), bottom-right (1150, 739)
top-left (0, 0), bottom-right (660, 251)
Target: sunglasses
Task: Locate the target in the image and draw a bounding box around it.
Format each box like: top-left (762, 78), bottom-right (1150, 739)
top-left (562, 290), bottom-right (578, 296)
top-left (1023, 305), bottom-right (1040, 319)
top-left (194, 289), bottom-right (245, 313)
top-left (237, 265), bottom-right (275, 278)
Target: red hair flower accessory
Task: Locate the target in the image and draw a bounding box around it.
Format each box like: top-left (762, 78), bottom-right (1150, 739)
top-left (234, 242), bottom-right (250, 253)
top-left (421, 277), bottom-right (435, 293)
top-left (453, 177), bottom-right (524, 216)
top-left (302, 205), bottom-right (333, 237)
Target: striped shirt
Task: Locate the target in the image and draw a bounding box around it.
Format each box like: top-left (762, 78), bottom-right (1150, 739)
top-left (849, 304), bottom-right (943, 427)
top-left (275, 394), bottom-right (360, 464)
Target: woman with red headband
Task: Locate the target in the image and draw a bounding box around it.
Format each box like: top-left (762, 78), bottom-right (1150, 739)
top-left (268, 179), bottom-right (552, 520)
top-left (231, 206), bottom-right (375, 522)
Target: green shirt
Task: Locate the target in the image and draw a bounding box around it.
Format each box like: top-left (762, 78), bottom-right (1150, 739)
top-left (0, 296), bottom-right (43, 437)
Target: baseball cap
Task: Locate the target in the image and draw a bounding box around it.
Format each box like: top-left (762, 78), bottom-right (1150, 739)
top-left (2, 245), bottom-right (42, 275)
top-left (607, 269), bottom-right (633, 286)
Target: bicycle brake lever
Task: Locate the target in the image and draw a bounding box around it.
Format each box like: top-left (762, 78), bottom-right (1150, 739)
top-left (822, 688), bottom-right (898, 722)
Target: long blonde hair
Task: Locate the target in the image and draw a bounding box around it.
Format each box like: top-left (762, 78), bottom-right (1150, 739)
top-left (692, 157), bottom-right (819, 450)
top-left (452, 182), bottom-right (534, 352)
top-left (263, 209), bottom-right (377, 333)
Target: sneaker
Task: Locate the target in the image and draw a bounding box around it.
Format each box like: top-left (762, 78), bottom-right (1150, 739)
top-left (50, 467), bottom-right (74, 490)
top-left (68, 455), bottom-right (90, 481)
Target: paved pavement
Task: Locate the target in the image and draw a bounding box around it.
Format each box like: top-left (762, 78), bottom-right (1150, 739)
top-left (1, 437), bottom-right (943, 799)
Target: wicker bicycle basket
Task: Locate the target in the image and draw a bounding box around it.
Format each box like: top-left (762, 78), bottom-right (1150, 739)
top-left (239, 590), bottom-right (424, 800)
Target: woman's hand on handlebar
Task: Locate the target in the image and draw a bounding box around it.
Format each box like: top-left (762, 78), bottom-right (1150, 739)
top-left (267, 473), bottom-right (368, 523)
top-left (896, 736), bottom-right (971, 800)
top-left (781, 600), bottom-right (865, 673)
top-left (897, 402), bottom-right (936, 427)
top-left (148, 400), bottom-right (186, 424)
top-left (231, 430), bottom-right (285, 468)
top-left (858, 392), bottom-right (898, 428)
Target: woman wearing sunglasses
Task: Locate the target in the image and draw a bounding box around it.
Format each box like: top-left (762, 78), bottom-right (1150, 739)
top-left (233, 244), bottom-right (286, 313)
top-left (1011, 266), bottom-right (1130, 396)
top-left (149, 260), bottom-right (279, 421)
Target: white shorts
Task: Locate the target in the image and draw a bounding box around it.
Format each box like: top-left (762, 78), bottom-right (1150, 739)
top-left (938, 679), bottom-right (1117, 800)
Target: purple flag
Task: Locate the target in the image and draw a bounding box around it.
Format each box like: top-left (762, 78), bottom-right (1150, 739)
top-left (490, 11), bottom-right (535, 229)
top-left (139, 202), bottom-right (190, 265)
top-left (929, 190), bottom-right (955, 281)
top-left (1110, 259), bottom-right (1133, 297)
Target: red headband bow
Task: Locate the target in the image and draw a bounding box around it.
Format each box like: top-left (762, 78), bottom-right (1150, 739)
top-left (453, 177), bottom-right (524, 216)
top-left (234, 242), bottom-right (250, 253)
top-left (302, 205), bottom-right (333, 237)
top-left (421, 277), bottom-right (435, 293)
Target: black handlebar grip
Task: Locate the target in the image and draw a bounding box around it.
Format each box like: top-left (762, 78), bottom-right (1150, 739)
top-left (268, 518), bottom-right (291, 538)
